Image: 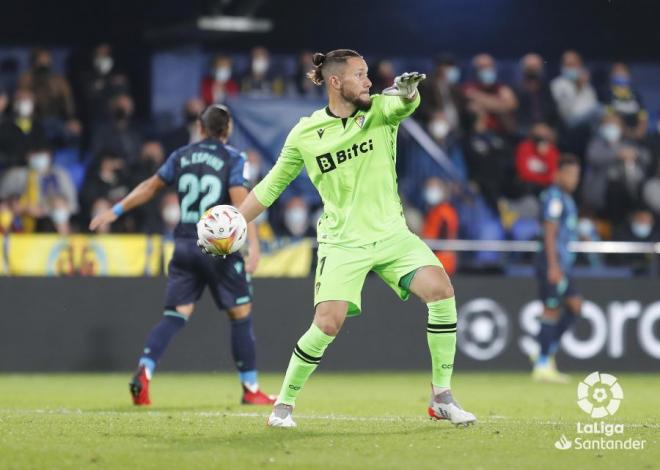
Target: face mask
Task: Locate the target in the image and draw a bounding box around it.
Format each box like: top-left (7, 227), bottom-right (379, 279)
top-left (562, 66), bottom-right (580, 81)
top-left (215, 66), bottom-right (231, 82)
top-left (162, 205), bottom-right (180, 225)
top-left (429, 120), bottom-right (450, 140)
top-left (424, 186), bottom-right (445, 206)
top-left (600, 123), bottom-right (621, 143)
top-left (631, 222), bottom-right (652, 239)
top-left (15, 99), bottom-right (34, 117)
top-left (114, 107), bottom-right (128, 120)
top-left (577, 218), bottom-right (594, 238)
top-left (478, 68), bottom-right (497, 85)
top-left (445, 66), bottom-right (460, 84)
top-left (523, 69), bottom-right (541, 80)
top-left (94, 56), bottom-right (114, 75)
top-left (252, 58), bottom-right (269, 75)
top-left (34, 64), bottom-right (51, 75)
top-left (284, 208), bottom-right (308, 236)
top-left (29, 153), bottom-right (50, 173)
top-left (185, 111), bottom-right (198, 124)
top-left (611, 74), bottom-right (630, 87)
top-left (51, 208), bottom-right (69, 225)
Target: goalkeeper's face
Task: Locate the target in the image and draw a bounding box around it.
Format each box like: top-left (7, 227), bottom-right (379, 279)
top-left (338, 57), bottom-right (372, 110)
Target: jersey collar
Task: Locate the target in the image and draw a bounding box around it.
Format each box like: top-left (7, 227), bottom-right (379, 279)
top-left (325, 106), bottom-right (360, 128)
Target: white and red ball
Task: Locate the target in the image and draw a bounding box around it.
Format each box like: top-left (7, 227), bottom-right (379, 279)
top-left (197, 205), bottom-right (247, 256)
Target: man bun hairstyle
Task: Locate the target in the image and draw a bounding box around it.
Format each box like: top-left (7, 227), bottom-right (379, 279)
top-left (307, 49), bottom-right (362, 86)
top-left (200, 104), bottom-right (231, 138)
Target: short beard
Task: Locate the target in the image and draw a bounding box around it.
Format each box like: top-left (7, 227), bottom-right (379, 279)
top-left (340, 85), bottom-right (372, 111)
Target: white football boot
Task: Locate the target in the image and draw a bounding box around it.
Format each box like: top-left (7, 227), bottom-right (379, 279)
top-left (267, 403), bottom-right (297, 428)
top-left (428, 389), bottom-right (477, 426)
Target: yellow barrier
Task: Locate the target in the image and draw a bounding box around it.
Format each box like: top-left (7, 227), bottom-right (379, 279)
top-left (1, 234), bottom-right (312, 277)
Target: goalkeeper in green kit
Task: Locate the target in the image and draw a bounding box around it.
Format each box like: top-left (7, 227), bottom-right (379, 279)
top-left (223, 49), bottom-right (476, 427)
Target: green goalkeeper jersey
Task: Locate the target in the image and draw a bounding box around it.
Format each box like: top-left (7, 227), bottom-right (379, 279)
top-left (253, 93), bottom-right (420, 247)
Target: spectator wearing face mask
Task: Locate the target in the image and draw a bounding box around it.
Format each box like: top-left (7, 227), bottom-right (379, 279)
top-left (130, 141), bottom-right (167, 233)
top-left (421, 177), bottom-right (459, 274)
top-left (0, 143), bottom-right (78, 233)
top-left (551, 50), bottom-right (599, 155)
top-left (0, 88), bottom-right (47, 169)
top-left (426, 111), bottom-right (467, 180)
top-left (162, 98), bottom-right (204, 155)
top-left (602, 62), bottom-right (648, 141)
top-left (280, 196), bottom-right (313, 238)
top-left (515, 122), bottom-right (560, 195)
top-left (90, 93), bottom-right (143, 164)
top-left (611, 208), bottom-right (659, 275)
top-left (463, 53), bottom-right (518, 136)
top-left (583, 112), bottom-right (651, 218)
top-left (17, 48), bottom-right (81, 142)
top-left (464, 111), bottom-right (513, 212)
top-left (514, 53), bottom-right (559, 137)
top-left (80, 152), bottom-right (130, 226)
top-left (604, 143), bottom-right (651, 224)
top-left (81, 43), bottom-right (130, 124)
top-left (418, 54), bottom-right (464, 134)
top-left (240, 47), bottom-right (285, 97)
top-left (201, 55), bottom-right (240, 105)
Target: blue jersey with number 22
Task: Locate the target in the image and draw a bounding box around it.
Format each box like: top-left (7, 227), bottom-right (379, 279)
top-left (157, 137), bottom-right (248, 239)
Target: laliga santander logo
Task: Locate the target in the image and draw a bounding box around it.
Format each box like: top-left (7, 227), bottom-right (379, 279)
top-left (577, 372), bottom-right (624, 418)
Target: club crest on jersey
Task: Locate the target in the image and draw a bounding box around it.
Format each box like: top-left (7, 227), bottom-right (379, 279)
top-left (315, 139), bottom-right (374, 174)
top-left (317, 128), bottom-right (325, 139)
top-left (354, 115), bottom-right (365, 128)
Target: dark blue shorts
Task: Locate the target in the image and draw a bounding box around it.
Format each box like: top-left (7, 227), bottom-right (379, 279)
top-left (536, 269), bottom-right (580, 309)
top-left (164, 238), bottom-right (252, 311)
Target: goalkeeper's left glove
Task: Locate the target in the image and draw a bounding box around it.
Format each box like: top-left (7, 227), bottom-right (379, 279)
top-left (383, 72), bottom-right (426, 99)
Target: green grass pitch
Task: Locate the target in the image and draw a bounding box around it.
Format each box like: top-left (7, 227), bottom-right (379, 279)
top-left (0, 372), bottom-right (658, 469)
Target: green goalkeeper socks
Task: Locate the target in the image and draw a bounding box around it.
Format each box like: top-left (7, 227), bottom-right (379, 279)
top-left (277, 324), bottom-right (335, 406)
top-left (427, 297), bottom-right (458, 388)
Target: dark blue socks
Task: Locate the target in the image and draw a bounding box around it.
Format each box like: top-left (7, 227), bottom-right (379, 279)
top-left (231, 314), bottom-right (258, 386)
top-left (138, 310), bottom-right (188, 376)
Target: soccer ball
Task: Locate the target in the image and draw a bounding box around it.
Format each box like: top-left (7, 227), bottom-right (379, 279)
top-left (197, 205), bottom-right (247, 256)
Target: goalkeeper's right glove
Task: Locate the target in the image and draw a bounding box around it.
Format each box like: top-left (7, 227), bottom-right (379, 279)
top-left (382, 72), bottom-right (426, 99)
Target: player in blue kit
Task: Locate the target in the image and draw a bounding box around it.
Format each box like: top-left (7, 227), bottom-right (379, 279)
top-left (90, 105), bottom-right (275, 405)
top-left (533, 154), bottom-right (582, 383)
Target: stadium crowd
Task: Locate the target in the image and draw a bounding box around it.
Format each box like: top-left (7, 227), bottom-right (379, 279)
top-left (0, 45), bottom-right (659, 271)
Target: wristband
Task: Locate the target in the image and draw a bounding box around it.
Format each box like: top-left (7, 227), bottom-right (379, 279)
top-left (112, 203), bottom-right (124, 217)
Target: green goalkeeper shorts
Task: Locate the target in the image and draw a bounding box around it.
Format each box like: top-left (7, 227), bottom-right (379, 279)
top-left (314, 230), bottom-right (443, 316)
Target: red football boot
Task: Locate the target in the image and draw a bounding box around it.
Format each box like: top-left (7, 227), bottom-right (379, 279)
top-left (241, 385), bottom-right (276, 405)
top-left (129, 366), bottom-right (151, 406)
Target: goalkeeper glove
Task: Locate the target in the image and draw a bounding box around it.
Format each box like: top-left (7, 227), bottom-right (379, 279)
top-left (383, 72), bottom-right (426, 99)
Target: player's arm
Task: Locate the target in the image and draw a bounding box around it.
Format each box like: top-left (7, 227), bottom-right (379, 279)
top-left (229, 186), bottom-right (260, 274)
top-left (240, 129), bottom-right (304, 223)
top-left (89, 174), bottom-right (166, 231)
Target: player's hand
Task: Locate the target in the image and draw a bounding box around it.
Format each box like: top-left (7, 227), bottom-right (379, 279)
top-left (89, 210), bottom-right (117, 232)
top-left (547, 263), bottom-right (563, 285)
top-left (383, 72), bottom-right (426, 99)
top-left (245, 241), bottom-right (260, 274)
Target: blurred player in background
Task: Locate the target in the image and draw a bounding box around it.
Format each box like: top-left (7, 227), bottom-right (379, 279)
top-left (224, 49), bottom-right (476, 427)
top-left (533, 154), bottom-right (582, 383)
top-left (90, 105), bottom-right (275, 405)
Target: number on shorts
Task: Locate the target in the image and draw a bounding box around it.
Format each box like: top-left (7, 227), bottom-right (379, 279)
top-left (319, 256), bottom-right (327, 276)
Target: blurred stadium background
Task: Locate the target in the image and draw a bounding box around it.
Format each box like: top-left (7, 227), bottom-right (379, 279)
top-left (1, 0), bottom-right (659, 468)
